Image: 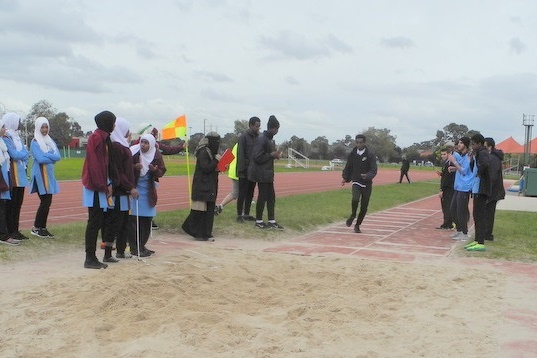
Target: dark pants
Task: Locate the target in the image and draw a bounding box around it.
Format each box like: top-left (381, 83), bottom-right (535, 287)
top-left (450, 191), bottom-right (470, 234)
top-left (351, 184), bottom-right (372, 226)
top-left (104, 196), bottom-right (130, 254)
top-left (6, 186), bottom-right (25, 234)
top-left (399, 171), bottom-right (410, 183)
top-left (34, 194), bottom-right (53, 228)
top-left (440, 187), bottom-right (454, 228)
top-left (237, 178), bottom-right (256, 216)
top-left (128, 215), bottom-right (152, 253)
top-left (0, 199), bottom-right (8, 240)
top-left (85, 192), bottom-right (105, 258)
top-left (256, 182), bottom-right (275, 221)
top-left (485, 200), bottom-right (498, 240)
top-left (473, 194), bottom-right (488, 244)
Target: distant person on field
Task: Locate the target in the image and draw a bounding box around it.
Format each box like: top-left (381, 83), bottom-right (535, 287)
top-left (342, 134), bottom-right (378, 233)
top-left (0, 118), bottom-right (18, 246)
top-left (398, 156), bottom-right (411, 183)
top-left (248, 115), bottom-right (284, 230)
top-left (82, 110), bottom-right (116, 269)
top-left (436, 147), bottom-right (455, 230)
top-left (3, 112), bottom-right (30, 241)
top-left (447, 137), bottom-right (474, 241)
top-left (236, 116), bottom-right (261, 222)
top-left (30, 117), bottom-right (61, 239)
top-left (483, 137), bottom-right (505, 242)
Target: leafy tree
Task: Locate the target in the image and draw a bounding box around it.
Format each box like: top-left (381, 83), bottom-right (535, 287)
top-left (233, 119), bottom-right (249, 135)
top-left (442, 123), bottom-right (469, 144)
top-left (310, 136), bottom-right (329, 160)
top-left (188, 132), bottom-right (205, 153)
top-left (287, 135), bottom-right (311, 156)
top-left (70, 121), bottom-right (84, 137)
top-left (221, 132), bottom-right (238, 151)
top-left (361, 127), bottom-right (398, 163)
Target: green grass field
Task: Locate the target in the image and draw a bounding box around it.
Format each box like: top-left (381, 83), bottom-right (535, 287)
top-left (1, 181), bottom-right (535, 264)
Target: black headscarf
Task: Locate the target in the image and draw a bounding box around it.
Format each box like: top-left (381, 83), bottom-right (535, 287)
top-left (95, 111), bottom-right (116, 133)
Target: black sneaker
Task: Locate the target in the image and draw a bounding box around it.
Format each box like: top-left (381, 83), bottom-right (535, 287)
top-left (243, 215), bottom-right (256, 221)
top-left (116, 252), bottom-right (132, 259)
top-left (103, 256), bottom-right (120, 263)
top-left (31, 227), bottom-right (47, 238)
top-left (255, 222), bottom-right (269, 229)
top-left (267, 222), bottom-right (284, 230)
top-left (214, 205), bottom-right (223, 216)
top-left (84, 258), bottom-right (108, 269)
top-left (42, 228), bottom-right (55, 238)
top-left (354, 225), bottom-right (361, 233)
top-left (236, 215), bottom-right (244, 223)
top-left (13, 231), bottom-right (30, 240)
top-left (345, 216), bottom-right (355, 227)
top-left (151, 221), bottom-right (159, 230)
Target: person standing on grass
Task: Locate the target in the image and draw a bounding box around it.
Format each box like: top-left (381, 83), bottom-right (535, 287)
top-left (248, 115), bottom-right (284, 230)
top-left (448, 137), bottom-right (474, 241)
top-left (436, 147), bottom-right (455, 230)
top-left (342, 134), bottom-right (378, 233)
top-left (483, 137), bottom-right (505, 242)
top-left (103, 117), bottom-right (139, 262)
top-left (2, 112), bottom-right (30, 241)
top-left (29, 117), bottom-right (61, 239)
top-left (215, 142), bottom-right (239, 216)
top-left (82, 110), bottom-right (116, 269)
top-left (0, 118), bottom-right (19, 246)
top-left (182, 132), bottom-right (221, 240)
top-left (236, 116), bottom-right (261, 223)
top-left (465, 134), bottom-right (490, 252)
top-left (129, 134), bottom-right (166, 256)
top-left (398, 156), bottom-right (411, 183)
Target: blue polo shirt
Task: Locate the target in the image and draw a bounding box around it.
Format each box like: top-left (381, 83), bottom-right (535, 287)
top-left (453, 152), bottom-right (474, 192)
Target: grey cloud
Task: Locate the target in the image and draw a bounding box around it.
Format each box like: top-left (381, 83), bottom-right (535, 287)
top-left (324, 34), bottom-right (353, 54)
top-left (509, 37), bottom-right (526, 54)
top-left (194, 71), bottom-right (233, 83)
top-left (200, 87), bottom-right (238, 102)
top-left (111, 34), bottom-right (157, 59)
top-left (381, 36), bottom-right (415, 49)
top-left (259, 31), bottom-right (331, 60)
top-left (286, 76), bottom-right (300, 85)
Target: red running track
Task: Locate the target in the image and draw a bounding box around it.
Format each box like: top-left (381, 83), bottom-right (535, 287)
top-left (18, 168), bottom-right (438, 229)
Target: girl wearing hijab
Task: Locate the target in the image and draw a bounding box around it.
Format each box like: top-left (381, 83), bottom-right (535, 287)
top-left (182, 131), bottom-right (221, 241)
top-left (82, 110), bottom-right (116, 269)
top-left (2, 112), bottom-right (30, 241)
top-left (30, 117), bottom-right (61, 239)
top-left (129, 133), bottom-right (166, 257)
top-left (0, 117), bottom-right (19, 246)
top-left (103, 117), bottom-right (138, 262)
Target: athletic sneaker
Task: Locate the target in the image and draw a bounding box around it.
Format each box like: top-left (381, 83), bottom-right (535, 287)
top-left (31, 227), bottom-right (48, 238)
top-left (41, 228), bottom-right (55, 238)
top-left (151, 221), bottom-right (159, 230)
top-left (452, 232), bottom-right (469, 241)
top-left (267, 222), bottom-right (284, 230)
top-left (255, 222), bottom-right (269, 229)
top-left (214, 205), bottom-right (223, 216)
top-left (450, 231), bottom-right (462, 238)
top-left (464, 241), bottom-right (479, 249)
top-left (0, 237), bottom-right (21, 246)
top-left (345, 216), bottom-right (355, 227)
top-left (466, 243), bottom-right (486, 251)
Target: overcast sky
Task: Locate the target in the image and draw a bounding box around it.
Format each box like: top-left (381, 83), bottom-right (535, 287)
top-left (1, 0), bottom-right (537, 147)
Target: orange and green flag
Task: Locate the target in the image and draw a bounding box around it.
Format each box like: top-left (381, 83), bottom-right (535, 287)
top-left (161, 115), bottom-right (187, 140)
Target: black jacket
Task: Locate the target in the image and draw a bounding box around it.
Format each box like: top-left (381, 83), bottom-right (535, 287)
top-left (474, 146), bottom-right (491, 196)
top-left (488, 149), bottom-right (506, 202)
top-left (237, 128), bottom-right (258, 179)
top-left (440, 159), bottom-right (455, 191)
top-left (248, 130), bottom-right (276, 183)
top-left (191, 146), bottom-right (219, 202)
top-left (342, 146), bottom-right (377, 186)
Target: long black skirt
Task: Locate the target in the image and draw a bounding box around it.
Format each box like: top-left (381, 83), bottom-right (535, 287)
top-left (181, 202), bottom-right (215, 240)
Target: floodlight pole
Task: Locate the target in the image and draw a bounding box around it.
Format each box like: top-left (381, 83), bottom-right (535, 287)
top-left (522, 114), bottom-right (534, 167)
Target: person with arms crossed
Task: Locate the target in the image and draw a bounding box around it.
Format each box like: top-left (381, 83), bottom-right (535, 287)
top-left (436, 147), bottom-right (455, 230)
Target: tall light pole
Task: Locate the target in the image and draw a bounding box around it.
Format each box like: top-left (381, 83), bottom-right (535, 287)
top-left (523, 114), bottom-right (534, 168)
top-left (203, 118), bottom-right (206, 134)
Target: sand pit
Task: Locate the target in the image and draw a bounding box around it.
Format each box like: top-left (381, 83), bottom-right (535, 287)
top-left (0, 237), bottom-right (514, 357)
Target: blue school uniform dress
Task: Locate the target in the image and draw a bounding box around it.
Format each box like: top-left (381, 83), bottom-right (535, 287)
top-left (30, 139), bottom-right (61, 195)
top-left (4, 134), bottom-right (29, 189)
top-left (0, 138), bottom-right (10, 200)
top-left (130, 173), bottom-right (157, 217)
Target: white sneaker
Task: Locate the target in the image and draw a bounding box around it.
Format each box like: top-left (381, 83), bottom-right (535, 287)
top-left (450, 231), bottom-right (462, 238)
top-left (452, 232), bottom-right (468, 241)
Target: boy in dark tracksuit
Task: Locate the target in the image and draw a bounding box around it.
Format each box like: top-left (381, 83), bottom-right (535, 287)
top-left (342, 134), bottom-right (378, 233)
top-left (437, 148), bottom-right (455, 229)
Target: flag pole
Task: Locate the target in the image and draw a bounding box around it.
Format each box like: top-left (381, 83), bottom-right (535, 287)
top-left (184, 134), bottom-right (192, 204)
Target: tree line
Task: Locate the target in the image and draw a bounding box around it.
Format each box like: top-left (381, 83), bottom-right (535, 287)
top-left (16, 100), bottom-right (480, 164)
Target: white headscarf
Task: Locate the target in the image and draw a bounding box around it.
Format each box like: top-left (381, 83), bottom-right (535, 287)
top-left (33, 117), bottom-right (59, 154)
top-left (130, 133), bottom-right (156, 176)
top-left (0, 118), bottom-right (9, 165)
top-left (2, 112), bottom-right (23, 150)
top-left (110, 117), bottom-right (130, 148)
